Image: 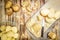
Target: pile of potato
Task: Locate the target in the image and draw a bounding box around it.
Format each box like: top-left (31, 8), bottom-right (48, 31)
top-left (5, 0), bottom-right (20, 16)
top-left (0, 25), bottom-right (19, 40)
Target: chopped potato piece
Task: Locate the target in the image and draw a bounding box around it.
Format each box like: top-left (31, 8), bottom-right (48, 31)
top-left (0, 25), bottom-right (6, 31)
top-left (13, 33), bottom-right (18, 38)
top-left (31, 23), bottom-right (42, 33)
top-left (0, 33), bottom-right (3, 37)
top-left (6, 26), bottom-right (12, 32)
top-left (6, 31), bottom-right (14, 37)
top-left (11, 27), bottom-right (17, 33)
top-left (48, 32), bottom-right (56, 39)
top-left (37, 15), bottom-right (43, 21)
top-left (1, 34), bottom-right (7, 40)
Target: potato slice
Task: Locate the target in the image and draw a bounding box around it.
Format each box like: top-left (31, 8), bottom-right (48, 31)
top-left (7, 37), bottom-right (12, 40)
top-left (31, 23), bottom-right (42, 33)
top-left (45, 17), bottom-right (55, 24)
top-left (41, 8), bottom-right (49, 16)
top-left (48, 32), bottom-right (56, 39)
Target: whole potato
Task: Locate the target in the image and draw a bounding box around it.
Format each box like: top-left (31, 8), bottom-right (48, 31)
top-left (5, 1), bottom-right (12, 8)
top-left (6, 8), bottom-right (13, 16)
top-left (12, 4), bottom-right (20, 12)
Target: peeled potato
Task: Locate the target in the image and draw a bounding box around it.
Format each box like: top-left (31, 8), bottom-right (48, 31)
top-left (0, 25), bottom-right (6, 31)
top-left (12, 4), bottom-right (20, 12)
top-left (48, 32), bottom-right (56, 39)
top-left (41, 8), bottom-right (49, 16)
top-left (6, 8), bottom-right (13, 16)
top-left (5, 1), bottom-right (12, 8)
top-left (11, 27), bottom-right (17, 33)
top-left (6, 26), bottom-right (12, 32)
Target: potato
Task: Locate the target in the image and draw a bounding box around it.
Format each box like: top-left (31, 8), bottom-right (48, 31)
top-left (0, 33), bottom-right (3, 37)
top-left (31, 23), bottom-right (42, 33)
top-left (5, 1), bottom-right (12, 8)
top-left (1, 34), bottom-right (7, 40)
top-left (11, 27), bottom-right (17, 33)
top-left (6, 31), bottom-right (14, 37)
top-left (6, 26), bottom-right (12, 32)
top-left (12, 38), bottom-right (15, 40)
top-left (54, 11), bottom-right (60, 19)
top-left (45, 17), bottom-right (55, 24)
top-left (48, 32), bottom-right (56, 39)
top-left (13, 33), bottom-right (18, 38)
top-left (22, 1), bottom-right (29, 7)
top-left (7, 37), bottom-right (12, 40)
top-left (41, 8), bottom-right (49, 16)
top-left (37, 15), bottom-right (43, 21)
top-left (12, 4), bottom-right (20, 12)
top-left (6, 8), bottom-right (13, 16)
top-left (0, 25), bottom-right (6, 31)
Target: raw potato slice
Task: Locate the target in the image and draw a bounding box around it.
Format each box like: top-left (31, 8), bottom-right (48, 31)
top-left (48, 13), bottom-right (55, 18)
top-left (31, 23), bottom-right (42, 33)
top-left (46, 17), bottom-right (55, 24)
top-left (13, 33), bottom-right (18, 38)
top-left (41, 8), bottom-right (49, 16)
top-left (26, 5), bottom-right (32, 12)
top-left (11, 27), bottom-right (17, 33)
top-left (0, 25), bottom-right (6, 31)
top-left (6, 31), bottom-right (14, 37)
top-left (1, 34), bottom-right (7, 40)
top-left (5, 1), bottom-right (12, 8)
top-left (6, 26), bottom-right (12, 32)
top-left (37, 15), bottom-right (43, 21)
top-left (54, 11), bottom-right (60, 19)
top-left (48, 32), bottom-right (56, 39)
